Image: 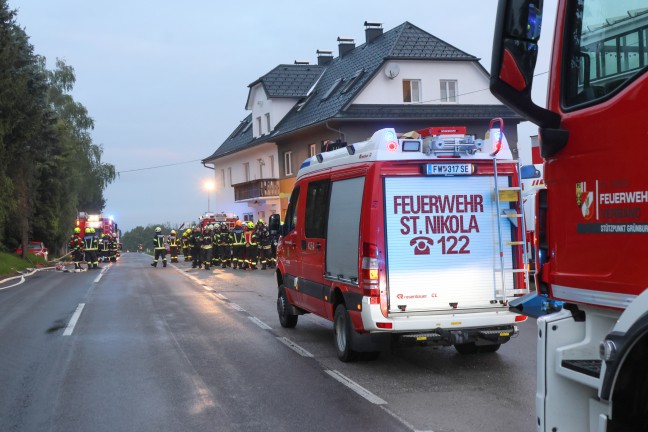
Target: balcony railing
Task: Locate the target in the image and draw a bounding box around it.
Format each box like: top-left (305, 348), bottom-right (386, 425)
top-left (233, 179), bottom-right (280, 201)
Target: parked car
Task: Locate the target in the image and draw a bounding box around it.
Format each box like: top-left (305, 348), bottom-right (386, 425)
top-left (15, 241), bottom-right (49, 260)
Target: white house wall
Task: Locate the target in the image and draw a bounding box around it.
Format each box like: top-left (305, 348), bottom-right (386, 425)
top-left (352, 61), bottom-right (501, 105)
top-left (211, 142), bottom-right (280, 221)
top-left (248, 84), bottom-right (299, 138)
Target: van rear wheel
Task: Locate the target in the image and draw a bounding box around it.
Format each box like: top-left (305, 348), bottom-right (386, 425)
top-left (277, 290), bottom-right (298, 328)
top-left (334, 304), bottom-right (358, 362)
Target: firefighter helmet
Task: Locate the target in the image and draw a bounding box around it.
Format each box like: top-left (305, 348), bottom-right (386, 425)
top-left (257, 219), bottom-right (265, 225)
top-left (74, 227), bottom-right (81, 234)
top-left (155, 227), bottom-right (161, 233)
top-left (170, 230), bottom-right (177, 235)
top-left (247, 221), bottom-right (255, 229)
top-left (90, 228), bottom-right (96, 233)
top-left (235, 220), bottom-right (242, 227)
top-left (85, 228), bottom-right (91, 234)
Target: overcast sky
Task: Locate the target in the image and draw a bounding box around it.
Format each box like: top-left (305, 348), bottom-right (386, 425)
top-left (9, 0), bottom-right (557, 232)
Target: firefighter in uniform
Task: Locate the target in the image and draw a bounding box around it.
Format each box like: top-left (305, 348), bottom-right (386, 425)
top-left (256, 219), bottom-right (272, 270)
top-left (69, 227), bottom-right (84, 270)
top-left (231, 220), bottom-right (246, 269)
top-left (151, 227), bottom-right (167, 267)
top-left (201, 225), bottom-right (213, 270)
top-left (219, 223), bottom-right (232, 268)
top-left (211, 223), bottom-right (221, 268)
top-left (182, 228), bottom-right (192, 261)
top-left (190, 226), bottom-right (202, 269)
top-left (267, 218), bottom-right (279, 269)
top-left (109, 234), bottom-right (118, 262)
top-left (168, 229), bottom-right (181, 263)
top-left (245, 221), bottom-right (259, 270)
top-left (83, 227), bottom-right (99, 269)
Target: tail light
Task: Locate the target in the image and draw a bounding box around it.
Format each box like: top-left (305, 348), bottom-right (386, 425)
top-left (361, 242), bottom-right (379, 297)
top-left (361, 242), bottom-right (389, 318)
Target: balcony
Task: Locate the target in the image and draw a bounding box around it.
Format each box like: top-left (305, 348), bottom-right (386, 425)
top-left (233, 179), bottom-right (280, 202)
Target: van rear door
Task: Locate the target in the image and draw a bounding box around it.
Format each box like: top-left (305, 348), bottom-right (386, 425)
top-left (384, 175), bottom-right (514, 313)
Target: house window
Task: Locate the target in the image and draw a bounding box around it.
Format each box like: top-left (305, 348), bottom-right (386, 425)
top-left (256, 116), bottom-right (262, 135)
top-left (265, 113), bottom-right (271, 132)
top-left (228, 167), bottom-right (232, 186)
top-left (220, 169), bottom-right (225, 187)
top-left (402, 79), bottom-right (421, 103)
top-left (440, 80), bottom-right (457, 102)
top-left (243, 162), bottom-right (250, 182)
top-left (243, 213), bottom-right (253, 222)
top-left (309, 144), bottom-right (317, 157)
top-left (269, 155), bottom-right (275, 177)
top-left (284, 151), bottom-right (293, 176)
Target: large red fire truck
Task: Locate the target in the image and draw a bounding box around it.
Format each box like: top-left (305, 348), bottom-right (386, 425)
top-left (491, 1), bottom-right (648, 430)
top-left (270, 123), bottom-right (529, 361)
top-left (75, 212), bottom-right (121, 260)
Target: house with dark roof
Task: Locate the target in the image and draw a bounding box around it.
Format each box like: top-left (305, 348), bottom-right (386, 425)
top-left (203, 21), bottom-right (521, 220)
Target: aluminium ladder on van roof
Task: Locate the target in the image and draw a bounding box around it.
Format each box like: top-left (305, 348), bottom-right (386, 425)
top-left (493, 158), bottom-right (530, 301)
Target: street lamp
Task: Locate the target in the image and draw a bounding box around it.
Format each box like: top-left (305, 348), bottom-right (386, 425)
top-left (204, 180), bottom-right (215, 212)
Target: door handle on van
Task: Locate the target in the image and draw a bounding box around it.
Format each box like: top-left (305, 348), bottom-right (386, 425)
top-left (284, 240), bottom-right (295, 246)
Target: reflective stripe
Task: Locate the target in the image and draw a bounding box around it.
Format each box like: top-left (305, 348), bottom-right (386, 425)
top-left (552, 284), bottom-right (637, 309)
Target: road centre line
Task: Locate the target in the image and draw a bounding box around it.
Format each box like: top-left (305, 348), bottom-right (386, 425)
top-left (63, 303), bottom-right (86, 336)
top-left (214, 293), bottom-right (228, 300)
top-left (93, 265), bottom-right (110, 284)
top-left (276, 337), bottom-right (314, 357)
top-left (325, 370), bottom-right (387, 405)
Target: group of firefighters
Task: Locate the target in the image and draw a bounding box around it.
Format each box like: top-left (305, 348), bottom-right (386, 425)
top-left (150, 219), bottom-right (277, 271)
top-left (67, 227), bottom-right (119, 270)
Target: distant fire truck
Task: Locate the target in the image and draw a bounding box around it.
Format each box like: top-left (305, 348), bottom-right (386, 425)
top-left (75, 212), bottom-right (121, 261)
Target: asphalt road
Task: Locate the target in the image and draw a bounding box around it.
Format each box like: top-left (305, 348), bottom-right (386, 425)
top-left (0, 253), bottom-right (536, 432)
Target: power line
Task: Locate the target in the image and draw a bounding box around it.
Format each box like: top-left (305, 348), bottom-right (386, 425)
top-left (117, 159), bottom-right (202, 175)
top-left (418, 71), bottom-right (549, 104)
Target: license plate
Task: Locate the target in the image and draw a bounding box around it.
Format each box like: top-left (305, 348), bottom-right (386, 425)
top-left (425, 164), bottom-right (472, 175)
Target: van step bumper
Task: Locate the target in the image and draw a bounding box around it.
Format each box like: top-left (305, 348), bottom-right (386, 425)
top-left (398, 325), bottom-right (518, 346)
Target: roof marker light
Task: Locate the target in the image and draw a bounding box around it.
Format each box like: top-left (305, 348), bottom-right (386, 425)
top-left (386, 141), bottom-right (398, 152)
top-left (384, 130), bottom-right (396, 141)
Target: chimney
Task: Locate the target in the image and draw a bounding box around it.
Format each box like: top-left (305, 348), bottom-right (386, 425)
top-left (364, 21), bottom-right (383, 43)
top-left (294, 60), bottom-right (310, 65)
top-left (337, 37), bottom-right (355, 57)
top-left (316, 49), bottom-right (333, 66)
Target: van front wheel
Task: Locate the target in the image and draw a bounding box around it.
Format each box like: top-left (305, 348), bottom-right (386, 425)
top-left (277, 290), bottom-right (298, 328)
top-left (334, 304), bottom-right (358, 362)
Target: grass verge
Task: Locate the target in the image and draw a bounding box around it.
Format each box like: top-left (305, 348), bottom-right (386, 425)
top-left (0, 252), bottom-right (48, 278)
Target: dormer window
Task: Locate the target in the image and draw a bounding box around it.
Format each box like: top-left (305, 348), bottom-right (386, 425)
top-left (341, 69), bottom-right (365, 93)
top-left (321, 78), bottom-right (344, 101)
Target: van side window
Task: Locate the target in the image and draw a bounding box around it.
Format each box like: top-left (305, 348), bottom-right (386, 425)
top-left (284, 186), bottom-right (300, 233)
top-left (305, 180), bottom-right (330, 238)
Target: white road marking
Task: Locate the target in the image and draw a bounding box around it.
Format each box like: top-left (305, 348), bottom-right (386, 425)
top-left (276, 337), bottom-right (314, 357)
top-left (214, 293), bottom-right (228, 300)
top-left (93, 265), bottom-right (110, 284)
top-left (248, 316), bottom-right (271, 330)
top-left (325, 370), bottom-right (387, 405)
top-left (229, 303), bottom-right (245, 312)
top-left (63, 303), bottom-right (86, 336)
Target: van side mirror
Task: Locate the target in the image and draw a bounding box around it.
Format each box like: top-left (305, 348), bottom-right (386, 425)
top-left (520, 164), bottom-right (541, 179)
top-left (268, 214), bottom-right (282, 236)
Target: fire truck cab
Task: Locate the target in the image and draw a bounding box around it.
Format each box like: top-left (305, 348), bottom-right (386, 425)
top-left (270, 123), bottom-right (529, 361)
top-left (491, 0), bottom-right (648, 430)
